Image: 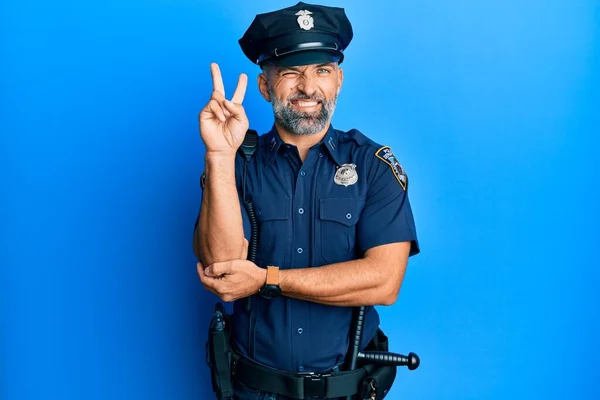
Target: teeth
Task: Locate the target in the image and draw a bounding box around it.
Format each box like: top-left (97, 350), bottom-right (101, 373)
top-left (297, 101), bottom-right (318, 107)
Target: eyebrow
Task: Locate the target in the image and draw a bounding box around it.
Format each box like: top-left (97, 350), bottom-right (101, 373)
top-left (277, 63), bottom-right (336, 73)
top-left (278, 66), bottom-right (302, 73)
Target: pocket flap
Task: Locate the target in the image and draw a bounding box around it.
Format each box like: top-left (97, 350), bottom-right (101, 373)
top-left (319, 198), bottom-right (365, 227)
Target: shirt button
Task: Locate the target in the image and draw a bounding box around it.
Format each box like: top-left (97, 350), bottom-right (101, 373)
top-left (300, 171), bottom-right (306, 176)
top-left (346, 213), bottom-right (352, 219)
top-left (284, 153), bottom-right (289, 158)
top-left (297, 328), bottom-right (304, 334)
top-left (297, 247), bottom-right (303, 254)
top-left (298, 208), bottom-right (304, 215)
top-left (318, 153), bottom-right (323, 158)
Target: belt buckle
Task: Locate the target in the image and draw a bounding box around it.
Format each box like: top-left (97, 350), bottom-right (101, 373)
top-left (297, 371), bottom-right (331, 398)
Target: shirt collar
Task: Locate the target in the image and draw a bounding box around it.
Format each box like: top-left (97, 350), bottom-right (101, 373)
top-left (263, 124), bottom-right (343, 166)
top-left (321, 125), bottom-right (343, 166)
top-left (264, 125), bottom-right (284, 166)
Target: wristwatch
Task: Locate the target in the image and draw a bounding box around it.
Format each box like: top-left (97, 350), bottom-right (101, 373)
top-left (259, 266), bottom-right (282, 299)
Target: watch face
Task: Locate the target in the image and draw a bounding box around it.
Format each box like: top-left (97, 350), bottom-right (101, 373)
top-left (260, 285), bottom-right (282, 300)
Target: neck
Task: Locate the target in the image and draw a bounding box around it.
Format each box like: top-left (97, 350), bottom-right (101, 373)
top-left (274, 122), bottom-right (331, 161)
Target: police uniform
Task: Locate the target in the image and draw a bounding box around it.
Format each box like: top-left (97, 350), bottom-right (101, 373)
top-left (201, 2), bottom-right (419, 399)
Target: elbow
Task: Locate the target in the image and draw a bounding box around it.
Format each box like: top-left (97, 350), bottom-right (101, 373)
top-left (377, 283), bottom-right (401, 306)
top-left (375, 263), bottom-right (407, 306)
top-left (195, 233), bottom-right (247, 265)
top-left (379, 292), bottom-right (399, 306)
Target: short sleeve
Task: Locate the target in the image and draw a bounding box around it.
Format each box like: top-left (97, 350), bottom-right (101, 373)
top-left (356, 151), bottom-right (420, 256)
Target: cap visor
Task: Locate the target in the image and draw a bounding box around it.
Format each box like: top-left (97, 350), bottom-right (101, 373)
top-left (266, 50), bottom-right (342, 66)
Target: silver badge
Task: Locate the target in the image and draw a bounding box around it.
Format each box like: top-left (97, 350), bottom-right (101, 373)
top-left (295, 10), bottom-right (314, 31)
top-left (334, 164), bottom-right (358, 187)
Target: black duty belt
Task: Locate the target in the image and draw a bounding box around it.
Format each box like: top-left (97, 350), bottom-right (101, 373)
top-left (231, 352), bottom-right (372, 399)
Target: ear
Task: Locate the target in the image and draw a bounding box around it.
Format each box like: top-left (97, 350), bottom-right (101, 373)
top-left (336, 67), bottom-right (344, 95)
top-left (258, 73), bottom-right (271, 102)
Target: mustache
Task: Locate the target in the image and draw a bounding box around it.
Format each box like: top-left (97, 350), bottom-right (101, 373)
top-left (287, 93), bottom-right (326, 102)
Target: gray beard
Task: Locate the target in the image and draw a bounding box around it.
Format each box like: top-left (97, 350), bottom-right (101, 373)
top-left (269, 88), bottom-right (337, 135)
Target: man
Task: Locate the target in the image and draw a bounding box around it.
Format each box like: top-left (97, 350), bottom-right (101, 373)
top-left (193, 2), bottom-right (419, 399)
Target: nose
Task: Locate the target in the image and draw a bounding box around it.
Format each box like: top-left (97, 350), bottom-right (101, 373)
top-left (296, 74), bottom-right (317, 96)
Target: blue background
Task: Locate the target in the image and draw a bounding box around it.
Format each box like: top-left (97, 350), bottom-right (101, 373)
top-left (2, 0), bottom-right (598, 399)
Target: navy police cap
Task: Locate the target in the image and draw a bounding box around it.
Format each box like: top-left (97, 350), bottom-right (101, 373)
top-left (239, 2), bottom-right (353, 66)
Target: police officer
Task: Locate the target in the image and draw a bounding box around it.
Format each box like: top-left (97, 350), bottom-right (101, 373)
top-left (194, 2), bottom-right (419, 399)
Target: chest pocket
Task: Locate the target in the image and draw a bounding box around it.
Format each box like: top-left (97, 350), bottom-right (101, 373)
top-left (253, 195), bottom-right (290, 267)
top-left (319, 197), bottom-right (365, 264)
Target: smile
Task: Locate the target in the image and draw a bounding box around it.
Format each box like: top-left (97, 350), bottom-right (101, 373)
top-left (297, 100), bottom-right (318, 107)
top-left (291, 100), bottom-right (321, 109)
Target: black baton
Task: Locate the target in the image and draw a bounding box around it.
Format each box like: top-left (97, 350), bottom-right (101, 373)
top-left (345, 306), bottom-right (420, 400)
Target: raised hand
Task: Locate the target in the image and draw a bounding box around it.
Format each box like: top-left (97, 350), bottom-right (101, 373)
top-left (198, 63), bottom-right (249, 155)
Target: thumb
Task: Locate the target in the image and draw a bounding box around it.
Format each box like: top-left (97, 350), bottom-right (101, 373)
top-left (223, 100), bottom-right (248, 124)
top-left (204, 263), bottom-right (216, 277)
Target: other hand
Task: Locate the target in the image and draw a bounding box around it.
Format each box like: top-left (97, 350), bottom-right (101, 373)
top-left (197, 259), bottom-right (266, 302)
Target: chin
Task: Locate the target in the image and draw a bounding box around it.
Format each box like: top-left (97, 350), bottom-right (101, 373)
top-left (292, 120), bottom-right (327, 135)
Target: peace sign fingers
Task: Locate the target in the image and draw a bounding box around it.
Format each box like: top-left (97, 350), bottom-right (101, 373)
top-left (210, 63), bottom-right (226, 97)
top-left (231, 73), bottom-right (248, 105)
top-left (211, 63), bottom-right (247, 105)
top-left (199, 63), bottom-right (250, 154)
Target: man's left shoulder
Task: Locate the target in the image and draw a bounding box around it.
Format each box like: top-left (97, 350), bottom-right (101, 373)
top-left (337, 128), bottom-right (400, 163)
top-left (336, 128), bottom-right (376, 148)
top-left (338, 129), bottom-right (409, 191)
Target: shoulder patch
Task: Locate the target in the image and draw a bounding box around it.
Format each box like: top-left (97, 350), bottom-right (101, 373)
top-left (375, 146), bottom-right (408, 190)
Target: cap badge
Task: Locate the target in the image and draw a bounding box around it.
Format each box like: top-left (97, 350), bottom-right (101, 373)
top-left (334, 164), bottom-right (358, 187)
top-left (295, 10), bottom-right (314, 31)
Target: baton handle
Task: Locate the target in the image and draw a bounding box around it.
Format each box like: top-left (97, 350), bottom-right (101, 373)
top-left (358, 351), bottom-right (420, 370)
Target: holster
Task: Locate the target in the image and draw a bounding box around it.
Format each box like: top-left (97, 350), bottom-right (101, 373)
top-left (359, 329), bottom-right (397, 399)
top-left (206, 303), bottom-right (234, 400)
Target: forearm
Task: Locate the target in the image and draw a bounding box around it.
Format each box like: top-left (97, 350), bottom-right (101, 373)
top-left (197, 153), bottom-right (245, 265)
top-left (279, 256), bottom-right (405, 307)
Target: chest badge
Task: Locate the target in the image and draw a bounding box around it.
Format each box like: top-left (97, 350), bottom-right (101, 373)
top-left (334, 164), bottom-right (358, 187)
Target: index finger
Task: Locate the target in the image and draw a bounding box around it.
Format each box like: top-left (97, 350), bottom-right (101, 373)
top-left (210, 63), bottom-right (225, 96)
top-left (231, 73), bottom-right (248, 104)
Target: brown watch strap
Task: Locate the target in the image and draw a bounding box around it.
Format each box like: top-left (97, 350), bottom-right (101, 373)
top-left (266, 266), bottom-right (280, 286)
